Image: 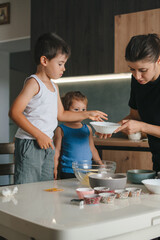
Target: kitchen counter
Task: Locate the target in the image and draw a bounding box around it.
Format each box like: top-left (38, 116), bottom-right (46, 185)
top-left (94, 137), bottom-right (152, 172)
top-left (94, 137), bottom-right (150, 151)
top-left (1, 179), bottom-right (160, 240)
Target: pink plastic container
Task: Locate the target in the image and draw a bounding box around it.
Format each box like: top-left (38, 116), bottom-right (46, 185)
top-left (76, 188), bottom-right (94, 199)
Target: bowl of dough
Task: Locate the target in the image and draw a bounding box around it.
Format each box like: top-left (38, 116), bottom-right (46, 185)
top-left (89, 173), bottom-right (127, 190)
top-left (72, 160), bottom-right (116, 186)
top-left (90, 121), bottom-right (120, 134)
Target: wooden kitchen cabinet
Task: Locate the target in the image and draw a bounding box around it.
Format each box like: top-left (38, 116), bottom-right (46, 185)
top-left (94, 137), bottom-right (152, 173)
top-left (102, 149), bottom-right (152, 173)
top-left (114, 9), bottom-right (160, 73)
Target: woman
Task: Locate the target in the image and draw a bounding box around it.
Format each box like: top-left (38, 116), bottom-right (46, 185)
top-left (115, 33), bottom-right (160, 173)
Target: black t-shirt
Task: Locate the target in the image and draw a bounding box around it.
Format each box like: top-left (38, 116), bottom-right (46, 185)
top-left (129, 75), bottom-right (160, 154)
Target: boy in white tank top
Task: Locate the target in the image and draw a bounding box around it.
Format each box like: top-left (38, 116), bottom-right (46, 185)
top-left (9, 33), bottom-right (107, 184)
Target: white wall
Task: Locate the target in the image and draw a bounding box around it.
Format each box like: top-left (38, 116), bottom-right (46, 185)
top-left (0, 52), bottom-right (10, 184)
top-left (0, 0), bottom-right (30, 42)
top-left (0, 0), bottom-right (30, 184)
top-left (0, 0), bottom-right (30, 144)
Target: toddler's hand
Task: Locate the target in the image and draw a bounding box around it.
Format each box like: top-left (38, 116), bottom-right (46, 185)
top-left (88, 110), bottom-right (108, 121)
top-left (54, 169), bottom-right (58, 180)
top-left (36, 133), bottom-right (54, 150)
top-left (95, 132), bottom-right (112, 139)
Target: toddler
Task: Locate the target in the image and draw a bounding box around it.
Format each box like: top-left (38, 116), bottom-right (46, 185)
top-left (54, 91), bottom-right (103, 179)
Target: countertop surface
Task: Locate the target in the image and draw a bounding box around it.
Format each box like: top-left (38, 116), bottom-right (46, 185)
top-left (94, 137), bottom-right (149, 148)
top-left (1, 179), bottom-right (160, 240)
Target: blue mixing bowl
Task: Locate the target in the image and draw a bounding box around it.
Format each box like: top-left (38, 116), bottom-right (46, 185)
top-left (127, 169), bottom-right (156, 184)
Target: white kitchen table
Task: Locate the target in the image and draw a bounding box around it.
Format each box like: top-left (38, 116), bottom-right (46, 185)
top-left (1, 179), bottom-right (160, 240)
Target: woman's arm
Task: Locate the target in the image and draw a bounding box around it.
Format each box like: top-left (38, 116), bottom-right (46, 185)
top-left (55, 84), bottom-right (108, 122)
top-left (115, 108), bottom-right (160, 138)
top-left (120, 108), bottom-right (141, 122)
top-left (53, 127), bottom-right (63, 179)
top-left (115, 108), bottom-right (141, 134)
top-left (9, 78), bottom-right (54, 149)
top-left (95, 108), bottom-right (141, 139)
top-left (88, 125), bottom-right (103, 164)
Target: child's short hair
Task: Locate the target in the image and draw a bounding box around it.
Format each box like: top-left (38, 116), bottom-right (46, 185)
top-left (62, 91), bottom-right (88, 110)
top-left (34, 32), bottom-right (71, 65)
top-left (125, 33), bottom-right (160, 63)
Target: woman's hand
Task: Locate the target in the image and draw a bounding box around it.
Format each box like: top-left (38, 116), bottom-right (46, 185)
top-left (114, 119), bottom-right (142, 135)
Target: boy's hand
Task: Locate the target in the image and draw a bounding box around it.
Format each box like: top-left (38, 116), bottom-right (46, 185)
top-left (88, 111), bottom-right (108, 121)
top-left (36, 133), bottom-right (54, 150)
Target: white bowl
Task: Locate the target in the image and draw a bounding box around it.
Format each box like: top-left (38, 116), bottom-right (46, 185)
top-left (142, 179), bottom-right (160, 194)
top-left (90, 121), bottom-right (120, 134)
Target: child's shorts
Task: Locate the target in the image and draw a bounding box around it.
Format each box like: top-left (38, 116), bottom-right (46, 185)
top-left (14, 138), bottom-right (55, 184)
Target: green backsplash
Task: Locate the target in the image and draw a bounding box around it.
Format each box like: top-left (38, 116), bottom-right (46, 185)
top-left (58, 78), bottom-right (131, 123)
top-left (10, 78), bottom-right (131, 141)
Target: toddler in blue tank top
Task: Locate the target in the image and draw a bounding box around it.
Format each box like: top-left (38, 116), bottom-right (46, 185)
top-left (54, 91), bottom-right (103, 179)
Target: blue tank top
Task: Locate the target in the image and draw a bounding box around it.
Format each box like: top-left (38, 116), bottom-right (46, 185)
top-left (59, 124), bottom-right (92, 173)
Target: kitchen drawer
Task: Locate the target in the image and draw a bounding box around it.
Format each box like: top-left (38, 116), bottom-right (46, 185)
top-left (102, 150), bottom-right (152, 173)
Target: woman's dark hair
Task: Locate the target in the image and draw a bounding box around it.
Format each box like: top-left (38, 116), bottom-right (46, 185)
top-left (61, 91), bottom-right (88, 110)
top-left (34, 32), bottom-right (71, 65)
top-left (125, 33), bottom-right (160, 62)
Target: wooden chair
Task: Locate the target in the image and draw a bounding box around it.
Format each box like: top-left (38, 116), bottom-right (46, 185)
top-left (0, 143), bottom-right (15, 186)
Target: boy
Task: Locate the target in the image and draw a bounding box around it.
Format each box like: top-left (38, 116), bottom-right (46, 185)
top-left (9, 32), bottom-right (107, 184)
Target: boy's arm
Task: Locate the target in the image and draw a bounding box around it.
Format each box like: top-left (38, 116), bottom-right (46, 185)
top-left (53, 127), bottom-right (63, 179)
top-left (88, 125), bottom-right (103, 164)
top-left (55, 84), bottom-right (108, 122)
top-left (9, 78), bottom-right (54, 150)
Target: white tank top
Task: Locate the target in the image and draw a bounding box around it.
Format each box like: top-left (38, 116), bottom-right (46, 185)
top-left (15, 74), bottom-right (58, 139)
